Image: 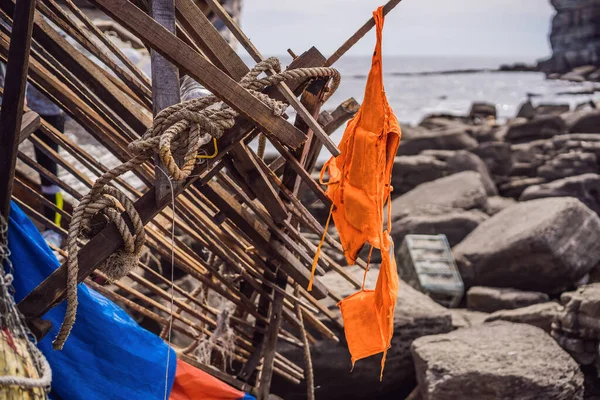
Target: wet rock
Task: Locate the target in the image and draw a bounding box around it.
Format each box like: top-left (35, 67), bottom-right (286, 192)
top-left (450, 309), bottom-right (488, 329)
top-left (467, 286), bottom-right (550, 313)
top-left (397, 128), bottom-right (478, 156)
top-left (485, 302), bottom-right (562, 332)
top-left (521, 174), bottom-right (600, 215)
top-left (485, 196), bottom-right (516, 215)
top-left (391, 206), bottom-right (488, 247)
top-left (505, 115), bottom-right (567, 143)
top-left (411, 322), bottom-right (584, 400)
top-left (391, 171), bottom-right (489, 215)
top-left (276, 272), bottom-right (453, 400)
top-left (453, 197), bottom-right (600, 293)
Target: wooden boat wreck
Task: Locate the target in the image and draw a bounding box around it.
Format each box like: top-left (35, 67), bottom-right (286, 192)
top-left (0, 0), bottom-right (402, 398)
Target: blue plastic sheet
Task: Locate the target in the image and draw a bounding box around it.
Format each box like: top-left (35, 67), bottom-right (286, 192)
top-left (7, 201), bottom-right (177, 399)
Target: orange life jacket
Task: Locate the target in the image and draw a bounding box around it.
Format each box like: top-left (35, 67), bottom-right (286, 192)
top-left (309, 5), bottom-right (401, 379)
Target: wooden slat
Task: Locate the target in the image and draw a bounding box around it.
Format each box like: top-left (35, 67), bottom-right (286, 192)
top-left (86, 0), bottom-right (307, 149)
top-left (18, 110), bottom-right (40, 143)
top-left (17, 49), bottom-right (324, 335)
top-left (0, 0), bottom-right (36, 217)
top-left (149, 0), bottom-right (183, 205)
top-left (203, 0), bottom-right (340, 157)
top-left (325, 0), bottom-right (404, 66)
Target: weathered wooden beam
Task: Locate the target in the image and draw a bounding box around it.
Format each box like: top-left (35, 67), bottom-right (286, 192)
top-left (18, 110), bottom-right (40, 143)
top-left (257, 267), bottom-right (287, 400)
top-left (0, 0), bottom-right (36, 218)
top-left (86, 0), bottom-right (307, 149)
top-left (149, 0), bottom-right (183, 205)
top-left (203, 0), bottom-right (340, 157)
top-left (325, 0), bottom-right (403, 67)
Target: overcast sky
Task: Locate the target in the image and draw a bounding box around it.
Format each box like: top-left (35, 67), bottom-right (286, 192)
top-left (240, 0), bottom-right (555, 60)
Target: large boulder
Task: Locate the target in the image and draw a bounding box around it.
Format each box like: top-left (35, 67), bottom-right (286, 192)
top-left (485, 196), bottom-right (516, 215)
top-left (391, 155), bottom-right (447, 196)
top-left (505, 115), bottom-right (567, 143)
top-left (275, 271), bottom-right (453, 399)
top-left (469, 102), bottom-right (497, 121)
top-left (393, 150), bottom-right (496, 196)
top-left (397, 128), bottom-right (478, 156)
top-left (565, 110), bottom-right (600, 133)
top-left (391, 171), bottom-right (489, 215)
top-left (391, 206), bottom-right (488, 247)
top-left (521, 174), bottom-right (600, 215)
top-left (453, 197), bottom-right (600, 293)
top-left (552, 284), bottom-right (600, 367)
top-left (411, 322), bottom-right (584, 400)
top-left (537, 152), bottom-right (598, 181)
top-left (466, 286), bottom-right (549, 313)
top-left (485, 302), bottom-right (562, 332)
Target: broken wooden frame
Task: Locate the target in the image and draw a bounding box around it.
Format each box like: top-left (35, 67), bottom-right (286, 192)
top-left (0, 0), bottom-right (404, 397)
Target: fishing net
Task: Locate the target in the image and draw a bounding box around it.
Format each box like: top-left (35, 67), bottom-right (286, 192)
top-left (0, 215), bottom-right (51, 399)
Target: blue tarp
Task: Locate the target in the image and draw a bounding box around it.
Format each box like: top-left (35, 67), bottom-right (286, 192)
top-left (7, 201), bottom-right (177, 399)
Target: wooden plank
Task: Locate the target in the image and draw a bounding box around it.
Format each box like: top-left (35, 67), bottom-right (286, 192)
top-left (202, 181), bottom-right (328, 299)
top-left (0, 0), bottom-right (36, 218)
top-left (257, 268), bottom-right (287, 400)
top-left (86, 0), bottom-right (307, 149)
top-left (149, 0), bottom-right (183, 205)
top-left (17, 49), bottom-right (323, 332)
top-left (18, 110), bottom-right (40, 143)
top-left (229, 144), bottom-right (288, 223)
top-left (37, 0), bottom-right (152, 108)
top-left (0, 0), bottom-right (152, 134)
top-left (325, 0), bottom-right (404, 67)
top-left (202, 0), bottom-right (340, 157)
top-left (61, 0), bottom-right (152, 90)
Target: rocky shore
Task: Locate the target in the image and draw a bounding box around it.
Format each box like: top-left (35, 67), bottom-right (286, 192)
top-left (281, 97), bottom-right (600, 399)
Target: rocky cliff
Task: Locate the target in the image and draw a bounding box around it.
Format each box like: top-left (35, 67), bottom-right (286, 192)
top-left (539, 0), bottom-right (600, 73)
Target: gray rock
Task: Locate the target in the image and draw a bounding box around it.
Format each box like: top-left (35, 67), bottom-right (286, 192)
top-left (392, 206), bottom-right (488, 247)
top-left (392, 151), bottom-right (497, 196)
top-left (469, 142), bottom-right (513, 177)
top-left (484, 302), bottom-right (562, 332)
top-left (505, 115), bottom-right (567, 143)
top-left (450, 309), bottom-right (488, 329)
top-left (277, 272), bottom-right (453, 399)
top-left (516, 101), bottom-right (536, 119)
top-left (391, 171), bottom-right (489, 215)
top-left (391, 155), bottom-right (447, 196)
top-left (411, 322), bottom-right (584, 400)
top-left (537, 152), bottom-right (598, 181)
top-left (521, 174), bottom-right (600, 215)
top-left (498, 176), bottom-right (546, 199)
top-left (467, 286), bottom-right (550, 313)
top-left (567, 110), bottom-right (600, 133)
top-left (469, 102), bottom-right (496, 120)
top-left (453, 197), bottom-right (600, 293)
top-left (536, 103), bottom-right (571, 116)
top-left (552, 284), bottom-right (600, 367)
top-left (397, 128), bottom-right (478, 156)
top-left (446, 151), bottom-right (497, 195)
top-left (485, 196), bottom-right (516, 215)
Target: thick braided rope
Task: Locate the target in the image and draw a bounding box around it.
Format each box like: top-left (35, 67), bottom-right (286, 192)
top-left (53, 57), bottom-right (340, 350)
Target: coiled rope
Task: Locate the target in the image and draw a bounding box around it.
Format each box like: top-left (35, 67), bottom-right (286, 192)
top-left (53, 57), bottom-right (340, 350)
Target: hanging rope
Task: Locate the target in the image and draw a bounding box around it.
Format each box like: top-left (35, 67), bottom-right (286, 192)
top-left (294, 284), bottom-right (314, 400)
top-left (53, 57), bottom-right (340, 350)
